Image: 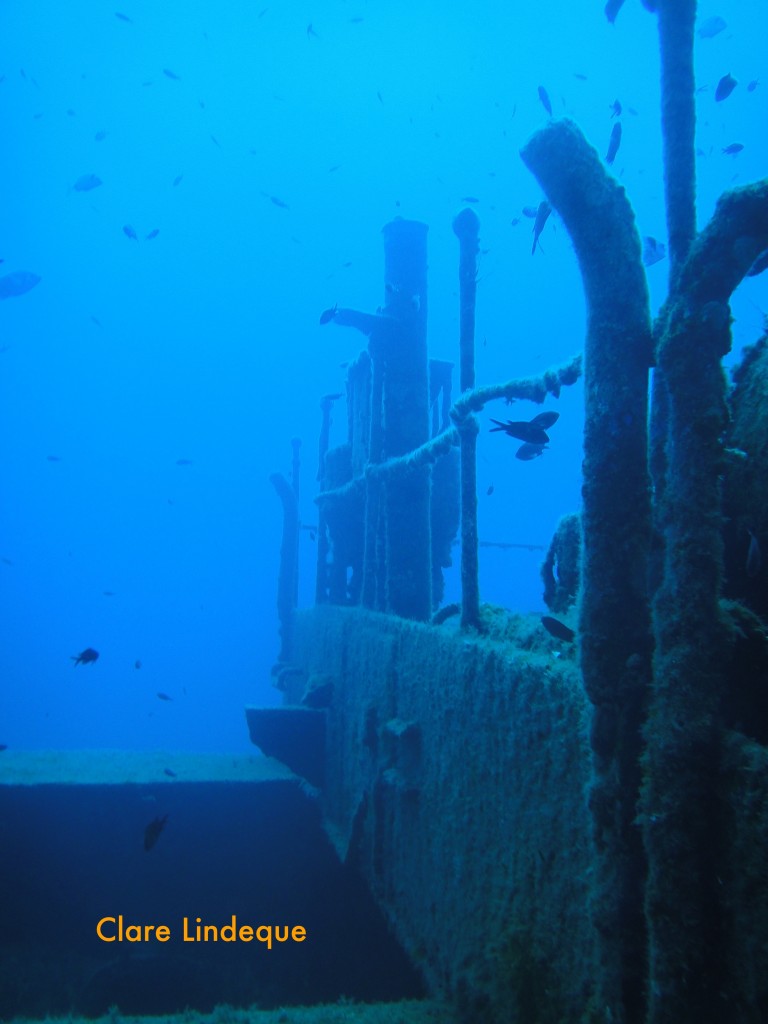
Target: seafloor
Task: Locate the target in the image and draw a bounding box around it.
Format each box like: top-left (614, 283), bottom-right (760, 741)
top-left (4, 1001), bottom-right (456, 1024)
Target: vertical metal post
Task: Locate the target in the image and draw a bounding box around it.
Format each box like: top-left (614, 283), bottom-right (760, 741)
top-left (453, 208), bottom-right (481, 629)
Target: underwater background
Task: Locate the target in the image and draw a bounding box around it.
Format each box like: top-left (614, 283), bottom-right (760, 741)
top-left (1, 0), bottom-right (767, 755)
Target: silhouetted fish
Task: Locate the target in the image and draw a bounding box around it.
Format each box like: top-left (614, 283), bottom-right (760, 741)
top-left (490, 419), bottom-right (550, 445)
top-left (73, 173), bottom-right (102, 191)
top-left (163, 68), bottom-right (180, 80)
top-left (135, 660), bottom-right (142, 669)
top-left (94, 130), bottom-right (108, 141)
top-left (115, 12), bottom-right (133, 23)
top-left (537, 86), bottom-right (552, 116)
top-left (529, 411), bottom-right (559, 430)
top-left (541, 615), bottom-right (575, 642)
top-left (0, 271), bottom-right (41, 300)
top-left (642, 237), bottom-right (666, 267)
top-left (516, 442), bottom-right (547, 461)
top-left (163, 768), bottom-right (177, 778)
top-left (145, 228), bottom-right (160, 240)
top-left (610, 99), bottom-right (622, 118)
top-left (606, 122), bottom-right (622, 164)
top-left (144, 814), bottom-right (168, 851)
top-left (698, 15), bottom-right (726, 38)
top-left (123, 224), bottom-right (138, 241)
top-left (71, 647), bottom-right (99, 666)
top-left (156, 692), bottom-right (173, 701)
top-left (715, 73), bottom-right (737, 101)
top-left (722, 143), bottom-right (744, 155)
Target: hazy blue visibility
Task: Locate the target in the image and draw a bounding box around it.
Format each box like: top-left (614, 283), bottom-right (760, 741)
top-left (1, 0), bottom-right (766, 753)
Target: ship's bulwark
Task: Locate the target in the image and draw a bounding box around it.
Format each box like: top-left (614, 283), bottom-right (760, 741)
top-left (287, 604), bottom-right (599, 1023)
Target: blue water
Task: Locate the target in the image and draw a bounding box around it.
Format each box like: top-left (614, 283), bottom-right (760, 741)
top-left (1, 0), bottom-right (766, 752)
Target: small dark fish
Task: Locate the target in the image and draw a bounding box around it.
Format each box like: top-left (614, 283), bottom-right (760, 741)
top-left (269, 195), bottom-right (289, 209)
top-left (210, 134), bottom-right (220, 147)
top-left (490, 419), bottom-right (550, 445)
top-left (123, 224), bottom-right (138, 241)
top-left (510, 217), bottom-right (520, 226)
top-left (537, 86), bottom-right (552, 116)
top-left (747, 80), bottom-right (759, 92)
top-left (102, 590), bottom-right (116, 597)
top-left (0, 271), bottom-right (41, 300)
top-left (144, 814), bottom-right (169, 851)
top-left (46, 454), bottom-right (62, 461)
top-left (747, 248), bottom-right (768, 277)
top-left (486, 484), bottom-right (494, 496)
top-left (163, 768), bottom-right (177, 778)
top-left (541, 615), bottom-right (575, 642)
top-left (172, 173), bottom-right (183, 186)
top-left (529, 411), bottom-right (559, 430)
top-left (516, 442), bottom-right (547, 461)
top-left (176, 458), bottom-right (194, 465)
top-left (156, 692), bottom-right (173, 701)
top-left (522, 206), bottom-right (538, 219)
top-left (715, 73), bottom-right (737, 101)
top-left (163, 68), bottom-right (180, 80)
top-left (604, 0), bottom-right (626, 24)
top-left (115, 12), bottom-right (133, 23)
top-left (698, 15), bottom-right (726, 39)
top-left (531, 200), bottom-right (552, 255)
top-left (610, 99), bottom-right (622, 118)
top-left (145, 228), bottom-right (160, 240)
top-left (73, 173), bottom-right (102, 191)
top-left (606, 121), bottom-right (622, 165)
top-left (722, 143), bottom-right (744, 155)
top-left (94, 129), bottom-right (108, 142)
top-left (135, 660), bottom-right (142, 669)
top-left (71, 647), bottom-right (99, 666)
top-left (747, 530), bottom-right (762, 578)
top-left (573, 73), bottom-right (588, 82)
top-left (642, 236), bottom-right (666, 267)
top-left (319, 304), bottom-right (338, 325)
top-left (306, 22), bottom-right (319, 39)
top-left (1, 557), bottom-right (14, 566)
top-left (460, 196), bottom-right (480, 204)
